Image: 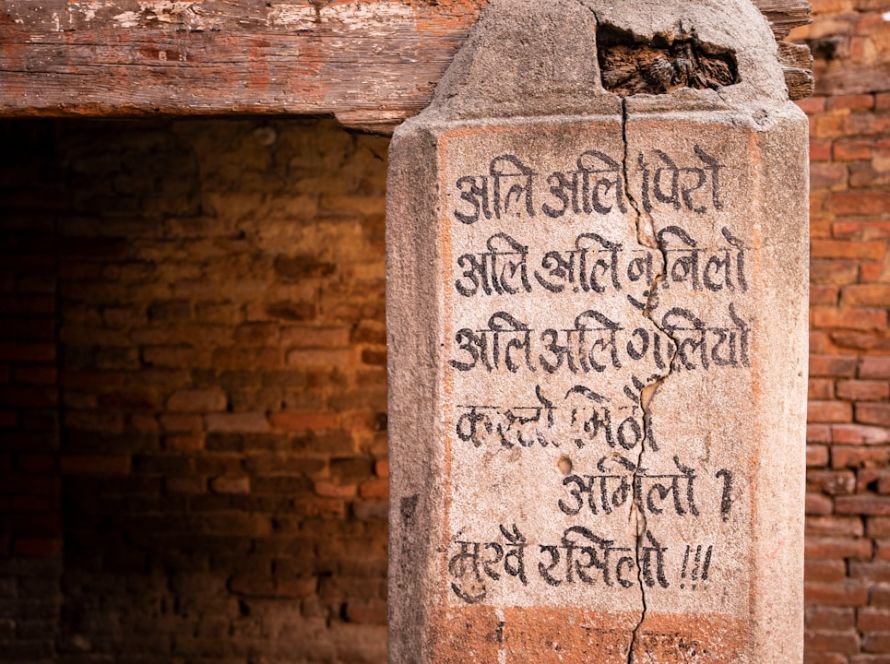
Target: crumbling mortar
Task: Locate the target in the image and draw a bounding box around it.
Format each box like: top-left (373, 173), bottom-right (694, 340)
top-left (619, 95), bottom-right (681, 664)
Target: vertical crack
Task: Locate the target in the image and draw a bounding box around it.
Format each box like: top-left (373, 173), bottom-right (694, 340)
top-left (580, 3), bottom-right (683, 659)
top-left (619, 97), bottom-right (680, 664)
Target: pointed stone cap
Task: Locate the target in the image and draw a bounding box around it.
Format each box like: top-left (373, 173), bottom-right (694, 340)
top-left (421, 0), bottom-right (789, 122)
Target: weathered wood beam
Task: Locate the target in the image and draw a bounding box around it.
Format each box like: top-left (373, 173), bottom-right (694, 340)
top-left (755, 0), bottom-right (812, 38)
top-left (0, 0), bottom-right (812, 130)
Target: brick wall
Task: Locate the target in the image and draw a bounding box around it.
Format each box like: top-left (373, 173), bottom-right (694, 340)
top-left (0, 2), bottom-right (889, 660)
top-left (0, 121), bottom-right (63, 664)
top-left (794, 1), bottom-right (890, 661)
top-left (2, 118), bottom-right (389, 663)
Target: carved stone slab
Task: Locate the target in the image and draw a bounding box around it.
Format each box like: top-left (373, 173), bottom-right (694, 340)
top-left (387, 1), bottom-right (808, 661)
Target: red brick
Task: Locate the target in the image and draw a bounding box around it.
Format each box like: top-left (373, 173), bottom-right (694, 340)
top-left (281, 325), bottom-right (351, 348)
top-left (808, 492), bottom-right (835, 515)
top-left (798, 96), bottom-right (827, 115)
top-left (60, 455), bottom-right (132, 476)
top-left (832, 331), bottom-right (890, 353)
top-left (810, 138), bottom-right (833, 162)
top-left (812, 162), bottom-right (849, 189)
top-left (166, 389), bottom-right (227, 413)
top-left (804, 654), bottom-right (846, 664)
top-left (160, 414), bottom-right (203, 432)
top-left (810, 259), bottom-right (859, 286)
top-left (813, 306), bottom-right (887, 330)
top-left (807, 559), bottom-right (847, 582)
top-left (831, 424), bottom-right (890, 445)
top-left (210, 475), bottom-right (250, 495)
top-left (829, 94), bottom-right (875, 111)
top-left (861, 358), bottom-right (890, 379)
top-left (880, 477), bottom-right (890, 495)
top-left (807, 607), bottom-right (855, 631)
top-left (813, 112), bottom-right (847, 139)
top-left (811, 354), bottom-right (859, 377)
top-left (835, 138), bottom-right (875, 160)
top-left (853, 562), bottom-right (890, 584)
top-left (861, 470), bottom-right (890, 493)
top-left (809, 400), bottom-right (854, 423)
top-left (345, 599), bottom-right (387, 625)
top-left (269, 411), bottom-right (340, 432)
top-left (808, 516), bottom-right (864, 538)
top-left (834, 447), bottom-right (890, 468)
top-left (374, 459), bottom-right (388, 478)
top-left (809, 445), bottom-right (831, 467)
top-left (805, 629), bottom-right (860, 655)
top-left (810, 424), bottom-right (833, 443)
top-left (862, 633), bottom-right (890, 655)
top-left (314, 481), bottom-right (357, 499)
top-left (809, 379), bottom-right (836, 401)
top-left (859, 403), bottom-right (890, 427)
top-left (870, 585), bottom-right (890, 607)
top-left (287, 348), bottom-right (355, 368)
top-left (826, 192), bottom-right (890, 217)
top-left (806, 582), bottom-right (870, 607)
top-left (358, 478), bottom-right (388, 500)
top-left (838, 380), bottom-right (890, 401)
top-left (834, 221), bottom-right (890, 240)
top-left (847, 285), bottom-right (890, 307)
top-left (806, 535), bottom-right (873, 559)
top-left (812, 239), bottom-right (887, 260)
top-left (230, 573), bottom-right (316, 599)
top-left (812, 331), bottom-right (832, 354)
top-left (163, 434), bottom-right (204, 452)
top-left (869, 519), bottom-right (890, 538)
top-left (205, 412), bottom-right (270, 433)
top-left (838, 495), bottom-right (890, 516)
top-left (812, 285), bottom-right (840, 305)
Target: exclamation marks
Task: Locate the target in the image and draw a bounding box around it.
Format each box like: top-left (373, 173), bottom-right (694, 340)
top-left (680, 544), bottom-right (713, 590)
top-left (496, 607), bottom-right (507, 664)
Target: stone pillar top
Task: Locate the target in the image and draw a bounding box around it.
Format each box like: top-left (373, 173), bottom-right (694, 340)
top-left (419, 0), bottom-right (790, 123)
top-left (387, 1), bottom-right (808, 661)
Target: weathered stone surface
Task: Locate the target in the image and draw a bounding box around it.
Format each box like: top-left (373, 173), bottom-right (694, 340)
top-left (388, 0), bottom-right (808, 661)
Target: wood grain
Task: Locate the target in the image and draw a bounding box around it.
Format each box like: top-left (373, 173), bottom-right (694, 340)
top-left (0, 0), bottom-right (812, 129)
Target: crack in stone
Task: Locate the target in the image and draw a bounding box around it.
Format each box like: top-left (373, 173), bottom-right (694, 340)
top-left (619, 95), bottom-right (681, 664)
top-left (577, 4), bottom-right (683, 659)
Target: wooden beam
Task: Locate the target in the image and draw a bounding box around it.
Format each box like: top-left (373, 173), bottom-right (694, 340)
top-left (753, 0), bottom-right (812, 38)
top-left (778, 41), bottom-right (815, 101)
top-left (0, 0), bottom-right (812, 130)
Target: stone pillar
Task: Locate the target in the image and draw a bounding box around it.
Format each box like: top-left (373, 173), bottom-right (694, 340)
top-left (387, 1), bottom-right (808, 661)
